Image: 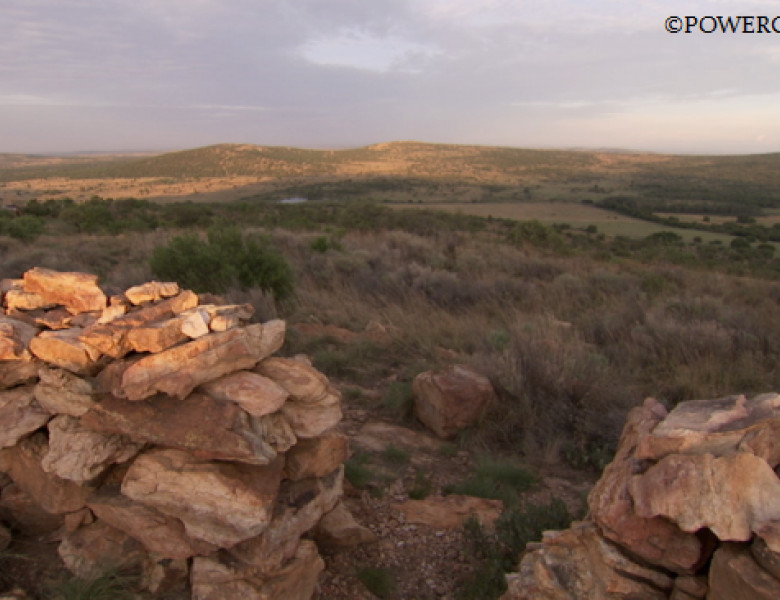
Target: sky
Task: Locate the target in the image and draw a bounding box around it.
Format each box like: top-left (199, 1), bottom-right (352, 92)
top-left (2, 1), bottom-right (780, 154)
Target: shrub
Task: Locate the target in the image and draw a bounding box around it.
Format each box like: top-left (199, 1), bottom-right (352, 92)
top-left (445, 457), bottom-right (536, 507)
top-left (5, 215), bottom-right (45, 242)
top-left (356, 565), bottom-right (397, 599)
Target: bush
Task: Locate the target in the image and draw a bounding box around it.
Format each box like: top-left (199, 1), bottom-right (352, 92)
top-left (5, 215), bottom-right (45, 242)
top-left (150, 226), bottom-right (294, 301)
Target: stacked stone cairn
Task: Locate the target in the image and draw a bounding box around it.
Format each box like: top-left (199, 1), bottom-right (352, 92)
top-left (0, 268), bottom-right (350, 599)
top-left (502, 393), bottom-right (780, 600)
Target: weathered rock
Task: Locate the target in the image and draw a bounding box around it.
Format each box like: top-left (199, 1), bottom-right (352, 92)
top-left (284, 432), bottom-right (349, 480)
top-left (0, 483), bottom-right (65, 536)
top-left (0, 522), bottom-right (11, 552)
top-left (253, 412), bottom-right (297, 453)
top-left (34, 366), bottom-right (95, 416)
top-left (281, 392), bottom-right (342, 439)
top-left (670, 576), bottom-right (707, 600)
top-left (121, 449), bottom-right (283, 547)
top-left (200, 371), bottom-right (289, 417)
top-left (41, 415), bottom-right (142, 482)
top-left (87, 489), bottom-right (217, 558)
top-left (352, 420), bottom-right (443, 453)
top-left (501, 521), bottom-right (673, 600)
top-left (125, 316), bottom-right (190, 353)
top-left (630, 452), bottom-right (780, 543)
top-left (117, 320), bottom-right (285, 401)
top-left (23, 268), bottom-right (107, 314)
top-left (29, 328), bottom-right (102, 375)
top-left (315, 500), bottom-right (378, 547)
top-left (393, 495), bottom-right (504, 530)
top-left (191, 539), bottom-right (323, 600)
top-left (33, 308), bottom-right (75, 330)
top-left (739, 419), bottom-right (780, 468)
top-left (179, 308), bottom-right (211, 338)
top-left (752, 534), bottom-right (780, 581)
top-left (707, 543), bottom-right (780, 600)
top-left (4, 289), bottom-right (53, 312)
top-left (196, 303), bottom-right (255, 332)
top-left (0, 358), bottom-right (40, 390)
top-left (0, 433), bottom-right (93, 514)
top-left (588, 397), bottom-right (703, 574)
top-left (230, 467), bottom-right (342, 573)
top-left (82, 392), bottom-right (278, 464)
top-left (412, 364), bottom-right (495, 439)
top-left (255, 357), bottom-right (331, 403)
top-left (0, 316), bottom-right (37, 360)
top-left (636, 393), bottom-right (780, 461)
top-left (124, 281), bottom-right (180, 305)
top-left (58, 520), bottom-right (145, 579)
top-left (0, 385), bottom-right (50, 448)
top-left (141, 555), bottom-right (190, 596)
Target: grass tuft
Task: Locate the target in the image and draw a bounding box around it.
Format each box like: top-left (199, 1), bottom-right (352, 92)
top-left (356, 565), bottom-right (397, 599)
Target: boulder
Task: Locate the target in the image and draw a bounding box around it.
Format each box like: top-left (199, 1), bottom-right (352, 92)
top-left (0, 385), bottom-right (51, 448)
top-left (121, 449), bottom-right (283, 547)
top-left (670, 576), bottom-right (707, 600)
top-left (0, 483), bottom-right (65, 536)
top-left (87, 489), bottom-right (217, 558)
top-left (501, 521), bottom-right (673, 600)
top-left (194, 303), bottom-right (255, 332)
top-left (4, 289), bottom-right (53, 312)
top-left (82, 392), bottom-right (278, 464)
top-left (412, 364), bottom-right (495, 439)
top-left (34, 366), bottom-right (95, 417)
top-left (230, 467), bottom-right (343, 574)
top-left (29, 328), bottom-right (102, 375)
top-left (588, 397), bottom-right (703, 574)
top-left (200, 371), bottom-right (289, 417)
top-left (752, 535), bottom-right (780, 581)
top-left (125, 316), bottom-right (190, 353)
top-left (41, 415), bottom-right (142, 482)
top-left (191, 539), bottom-right (323, 600)
top-left (630, 452), bottom-right (780, 543)
top-left (281, 392), bottom-right (342, 439)
top-left (253, 412), bottom-right (297, 454)
top-left (707, 543), bottom-right (780, 600)
top-left (255, 357), bottom-right (331, 403)
top-left (141, 556), bottom-right (190, 596)
top-left (58, 520), bottom-right (145, 579)
top-left (0, 316), bottom-right (37, 360)
top-left (315, 500), bottom-right (378, 547)
top-left (0, 433), bottom-right (93, 514)
top-left (117, 320), bottom-right (285, 401)
top-left (23, 268), bottom-right (107, 314)
top-left (393, 495), bottom-right (503, 530)
top-left (0, 359), bottom-right (40, 390)
top-left (284, 432), bottom-right (349, 480)
top-left (124, 281), bottom-right (180, 305)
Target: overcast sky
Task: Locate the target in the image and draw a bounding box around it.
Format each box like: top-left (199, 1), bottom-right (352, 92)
top-left (2, 0), bottom-right (780, 154)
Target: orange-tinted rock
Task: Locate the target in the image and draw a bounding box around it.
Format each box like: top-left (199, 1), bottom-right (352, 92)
top-left (230, 467), bottom-right (342, 574)
top-left (58, 520), bottom-right (145, 579)
top-left (393, 495), bottom-right (503, 530)
top-left (0, 316), bottom-right (37, 360)
top-left (82, 392), bottom-right (278, 465)
top-left (23, 268), bottom-right (107, 314)
top-left (255, 357), bottom-right (331, 403)
top-left (41, 415), bottom-right (142, 482)
top-left (4, 289), bottom-right (53, 312)
top-left (34, 366), bottom-right (94, 417)
top-left (630, 452), bottom-right (780, 542)
top-left (29, 328), bottom-right (102, 375)
top-left (122, 449), bottom-right (283, 547)
top-left (281, 392), bottom-right (342, 439)
top-left (0, 483), bottom-right (65, 536)
top-left (87, 489), bottom-right (217, 558)
top-left (0, 358), bottom-right (40, 390)
top-left (125, 317), bottom-right (189, 353)
top-left (254, 412), bottom-right (297, 454)
top-left (284, 432), bottom-right (349, 480)
top-left (707, 543), bottom-right (780, 600)
top-left (200, 371), bottom-right (289, 417)
top-left (33, 308), bottom-right (75, 330)
top-left (315, 500), bottom-right (377, 547)
top-left (0, 385), bottom-right (50, 448)
top-left (197, 303), bottom-right (255, 332)
top-left (0, 433), bottom-right (93, 514)
top-left (124, 281), bottom-right (180, 305)
top-left (589, 397), bottom-right (703, 574)
top-left (412, 364), bottom-right (495, 439)
top-left (118, 320), bottom-right (285, 401)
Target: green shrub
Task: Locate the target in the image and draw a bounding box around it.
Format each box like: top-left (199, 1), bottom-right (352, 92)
top-left (445, 457), bottom-right (536, 507)
top-left (356, 566), bottom-right (397, 599)
top-left (48, 570), bottom-right (137, 600)
top-left (5, 215), bottom-right (45, 242)
top-left (345, 452), bottom-right (373, 489)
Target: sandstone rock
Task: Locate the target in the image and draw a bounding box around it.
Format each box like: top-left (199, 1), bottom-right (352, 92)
top-left (124, 281), bottom-right (180, 305)
top-left (253, 411), bottom-right (297, 453)
top-left (708, 543), bottom-right (780, 600)
top-left (4, 289), bottom-right (53, 312)
top-left (34, 366), bottom-right (94, 417)
top-left (0, 385), bottom-right (50, 448)
top-left (230, 467), bottom-right (343, 574)
top-left (739, 419), bottom-right (780, 467)
top-left (87, 489), bottom-right (217, 558)
top-left (141, 556), bottom-right (190, 595)
top-left (0, 484), bottom-right (65, 536)
top-left (0, 316), bottom-right (37, 360)
top-left (588, 397), bottom-right (703, 574)
top-left (125, 316), bottom-right (190, 353)
top-left (191, 539), bottom-right (323, 600)
top-left (636, 393), bottom-right (780, 461)
top-left (179, 308), bottom-right (211, 338)
top-left (0, 433), bottom-right (93, 514)
top-left (58, 520), bottom-right (145, 579)
top-left (670, 576), bottom-right (707, 600)
top-left (412, 364), bottom-right (495, 439)
top-left (393, 495), bottom-right (504, 530)
top-left (752, 533), bottom-right (780, 580)
top-left (284, 432), bottom-right (349, 480)
top-left (0, 359), bottom-right (40, 390)
top-left (281, 392), bottom-right (342, 439)
top-left (41, 415), bottom-right (142, 482)
top-left (255, 357), bottom-right (331, 403)
top-left (23, 268), bottom-right (107, 314)
top-left (196, 303), bottom-right (255, 332)
top-left (501, 521), bottom-right (673, 600)
top-left (117, 320), bottom-right (285, 401)
top-left (200, 371), bottom-right (289, 417)
top-left (630, 452), bottom-right (780, 542)
top-left (315, 500), bottom-right (378, 547)
top-left (82, 392), bottom-right (278, 465)
top-left (122, 449), bottom-right (283, 547)
top-left (352, 420), bottom-right (443, 453)
top-left (97, 301), bottom-right (128, 325)
top-left (29, 328), bottom-right (102, 375)
top-left (0, 522), bottom-right (10, 552)
top-left (33, 308), bottom-right (75, 330)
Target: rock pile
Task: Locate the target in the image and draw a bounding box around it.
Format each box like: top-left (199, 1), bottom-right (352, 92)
top-left (0, 268), bottom-right (351, 599)
top-left (502, 393), bottom-right (780, 599)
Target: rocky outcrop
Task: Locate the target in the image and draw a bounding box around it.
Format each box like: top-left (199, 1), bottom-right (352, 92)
top-left (502, 393), bottom-right (780, 599)
top-left (0, 268), bottom-right (352, 600)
